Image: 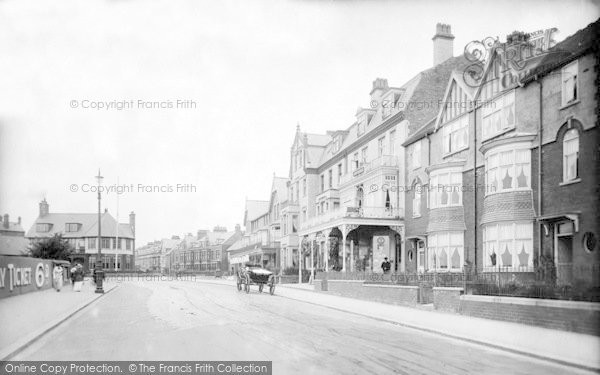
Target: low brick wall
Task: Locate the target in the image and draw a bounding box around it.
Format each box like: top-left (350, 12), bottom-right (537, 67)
top-left (460, 295), bottom-right (600, 336)
top-left (314, 279), bottom-right (419, 307)
top-left (433, 287), bottom-right (464, 313)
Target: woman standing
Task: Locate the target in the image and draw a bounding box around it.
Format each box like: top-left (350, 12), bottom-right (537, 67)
top-left (73, 264), bottom-right (84, 292)
top-left (53, 265), bottom-right (64, 292)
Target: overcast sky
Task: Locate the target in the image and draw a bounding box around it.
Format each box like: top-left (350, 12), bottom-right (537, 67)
top-left (0, 0), bottom-right (598, 246)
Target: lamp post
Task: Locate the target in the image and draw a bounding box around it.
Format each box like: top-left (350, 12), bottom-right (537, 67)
top-left (95, 169), bottom-right (104, 294)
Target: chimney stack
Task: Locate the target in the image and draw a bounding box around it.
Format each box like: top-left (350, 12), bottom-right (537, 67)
top-left (197, 229), bottom-right (209, 239)
top-left (129, 211), bottom-right (136, 235)
top-left (235, 224), bottom-right (242, 234)
top-left (39, 199), bottom-right (49, 217)
top-left (3, 214), bottom-right (8, 229)
top-left (432, 23), bottom-right (454, 66)
top-left (370, 78), bottom-right (389, 103)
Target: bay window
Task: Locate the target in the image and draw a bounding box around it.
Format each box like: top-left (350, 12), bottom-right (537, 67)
top-left (483, 222), bottom-right (533, 270)
top-left (482, 90), bottom-right (515, 140)
top-left (430, 170), bottom-right (462, 208)
top-left (485, 146), bottom-right (530, 194)
top-left (563, 129), bottom-right (579, 182)
top-left (442, 114), bottom-right (469, 154)
top-left (427, 232), bottom-right (464, 272)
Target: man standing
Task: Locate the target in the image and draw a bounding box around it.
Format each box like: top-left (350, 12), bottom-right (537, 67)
top-left (381, 257), bottom-right (391, 274)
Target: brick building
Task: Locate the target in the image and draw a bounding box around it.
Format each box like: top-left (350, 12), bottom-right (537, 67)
top-left (402, 19), bottom-right (599, 286)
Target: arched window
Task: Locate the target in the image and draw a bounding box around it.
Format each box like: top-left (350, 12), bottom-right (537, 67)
top-left (563, 129), bottom-right (579, 182)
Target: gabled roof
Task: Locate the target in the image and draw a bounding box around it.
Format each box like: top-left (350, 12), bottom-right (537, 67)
top-left (26, 212), bottom-right (134, 239)
top-left (404, 55), bottom-right (472, 135)
top-left (271, 176), bottom-right (288, 202)
top-left (402, 117), bottom-right (436, 146)
top-left (522, 18), bottom-right (599, 84)
top-left (244, 200), bottom-right (269, 224)
top-left (0, 235), bottom-right (28, 256)
top-left (433, 70), bottom-right (477, 131)
top-left (198, 231), bottom-right (236, 246)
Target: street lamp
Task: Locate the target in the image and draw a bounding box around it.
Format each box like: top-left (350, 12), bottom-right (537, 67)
top-left (95, 169), bottom-right (104, 294)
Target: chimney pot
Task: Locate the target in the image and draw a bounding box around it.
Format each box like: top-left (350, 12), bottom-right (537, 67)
top-left (432, 22), bottom-right (455, 66)
top-left (39, 199), bottom-right (49, 217)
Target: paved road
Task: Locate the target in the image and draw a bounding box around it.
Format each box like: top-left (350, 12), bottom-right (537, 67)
top-left (16, 280), bottom-right (586, 374)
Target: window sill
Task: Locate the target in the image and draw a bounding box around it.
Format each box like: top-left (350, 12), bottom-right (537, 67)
top-left (485, 188), bottom-right (532, 197)
top-left (443, 146), bottom-right (469, 159)
top-left (559, 100), bottom-right (580, 111)
top-left (482, 126), bottom-right (516, 143)
top-left (412, 214), bottom-right (422, 219)
top-left (559, 178), bottom-right (581, 186)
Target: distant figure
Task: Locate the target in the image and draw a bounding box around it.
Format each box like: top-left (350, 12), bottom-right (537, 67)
top-left (70, 265), bottom-right (77, 288)
top-left (53, 265), bottom-right (64, 292)
top-left (73, 264), bottom-right (84, 292)
top-left (381, 257), bottom-right (391, 274)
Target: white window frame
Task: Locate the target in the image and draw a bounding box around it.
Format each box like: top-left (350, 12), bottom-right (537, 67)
top-left (429, 168), bottom-right (462, 209)
top-left (561, 61), bottom-right (578, 106)
top-left (412, 141), bottom-right (421, 170)
top-left (482, 90), bottom-right (516, 140)
top-left (484, 143), bottom-right (531, 195)
top-left (442, 114), bottom-right (469, 155)
top-left (562, 128), bottom-right (579, 182)
top-left (389, 130), bottom-right (396, 156)
top-left (378, 136), bottom-right (386, 157)
top-left (412, 183), bottom-right (422, 218)
top-left (382, 93), bottom-right (395, 119)
top-left (483, 222), bottom-right (534, 271)
top-left (427, 231), bottom-right (464, 272)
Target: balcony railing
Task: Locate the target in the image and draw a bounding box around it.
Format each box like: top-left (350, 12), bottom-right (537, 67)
top-left (300, 206), bottom-right (402, 231)
top-left (342, 155), bottom-right (398, 184)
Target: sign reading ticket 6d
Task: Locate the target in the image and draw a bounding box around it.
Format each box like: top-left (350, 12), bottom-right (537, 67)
top-left (0, 255), bottom-right (53, 298)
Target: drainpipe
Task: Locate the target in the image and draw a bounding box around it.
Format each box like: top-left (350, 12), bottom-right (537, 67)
top-left (537, 76), bottom-right (543, 262)
top-left (472, 105), bottom-right (477, 275)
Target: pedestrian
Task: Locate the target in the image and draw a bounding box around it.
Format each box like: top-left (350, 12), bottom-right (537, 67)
top-left (73, 264), bottom-right (84, 292)
top-left (381, 257), bottom-right (391, 274)
top-left (70, 265), bottom-right (77, 288)
top-left (53, 265), bottom-right (64, 292)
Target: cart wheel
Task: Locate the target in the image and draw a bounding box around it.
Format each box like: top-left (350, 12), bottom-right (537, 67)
top-left (269, 285), bottom-right (275, 295)
top-left (259, 284), bottom-right (264, 293)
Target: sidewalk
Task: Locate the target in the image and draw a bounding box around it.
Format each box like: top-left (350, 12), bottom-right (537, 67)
top-left (196, 277), bottom-right (600, 371)
top-left (0, 279), bottom-right (117, 360)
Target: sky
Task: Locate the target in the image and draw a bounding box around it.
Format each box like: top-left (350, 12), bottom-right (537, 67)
top-left (0, 0), bottom-right (598, 246)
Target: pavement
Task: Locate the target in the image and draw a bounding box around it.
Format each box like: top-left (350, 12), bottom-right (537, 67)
top-left (0, 278), bottom-right (117, 360)
top-left (199, 277), bottom-right (600, 371)
top-left (10, 279), bottom-right (593, 375)
top-left (0, 276), bottom-right (598, 373)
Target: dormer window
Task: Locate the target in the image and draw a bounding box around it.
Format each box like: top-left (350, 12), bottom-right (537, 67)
top-left (36, 223), bottom-right (52, 232)
top-left (382, 94), bottom-right (395, 118)
top-left (332, 136), bottom-right (341, 153)
top-left (65, 223), bottom-right (80, 232)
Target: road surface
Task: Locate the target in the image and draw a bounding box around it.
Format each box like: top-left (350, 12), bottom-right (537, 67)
top-left (15, 280), bottom-right (587, 374)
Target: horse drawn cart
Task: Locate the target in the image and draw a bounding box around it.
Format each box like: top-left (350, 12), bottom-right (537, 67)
top-left (236, 264), bottom-right (275, 295)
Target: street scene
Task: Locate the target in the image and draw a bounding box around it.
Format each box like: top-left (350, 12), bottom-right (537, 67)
top-left (1, 0), bottom-right (599, 374)
top-left (7, 279), bottom-right (591, 375)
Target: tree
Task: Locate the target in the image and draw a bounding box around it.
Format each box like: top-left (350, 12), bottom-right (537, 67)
top-left (29, 234), bottom-right (73, 261)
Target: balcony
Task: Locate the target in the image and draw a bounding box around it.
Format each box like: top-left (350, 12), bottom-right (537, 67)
top-left (316, 187), bottom-right (340, 202)
top-left (341, 155), bottom-right (398, 185)
top-left (300, 206), bottom-right (402, 231)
